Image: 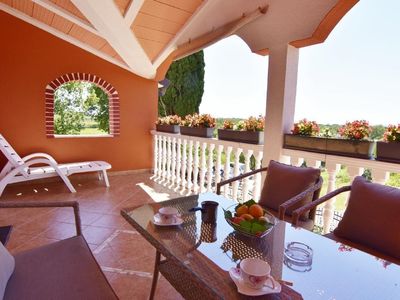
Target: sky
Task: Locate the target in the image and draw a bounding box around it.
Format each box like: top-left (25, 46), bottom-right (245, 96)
top-left (199, 0), bottom-right (400, 126)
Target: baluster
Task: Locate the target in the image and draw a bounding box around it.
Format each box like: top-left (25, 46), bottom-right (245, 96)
top-left (193, 141), bottom-right (200, 193)
top-left (166, 136), bottom-right (172, 182)
top-left (207, 143), bottom-right (215, 192)
top-left (345, 166), bottom-right (364, 208)
top-left (242, 150), bottom-right (253, 201)
top-left (223, 146), bottom-right (233, 197)
top-left (171, 137), bottom-right (177, 185)
top-left (175, 138), bottom-right (182, 187)
top-left (290, 156), bottom-right (304, 167)
top-left (181, 139), bottom-right (188, 189)
top-left (215, 145), bottom-right (224, 190)
top-left (162, 136), bottom-right (167, 180)
top-left (252, 151), bottom-right (263, 200)
top-left (372, 169), bottom-right (389, 185)
top-left (322, 162), bottom-right (340, 234)
top-left (157, 135), bottom-right (163, 177)
top-left (199, 142), bottom-right (207, 193)
top-left (187, 140), bottom-right (194, 192)
top-left (153, 135), bottom-right (159, 176)
top-left (232, 148), bottom-right (243, 201)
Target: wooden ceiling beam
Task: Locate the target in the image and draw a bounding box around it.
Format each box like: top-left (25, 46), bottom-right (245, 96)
top-left (124, 0), bottom-right (145, 26)
top-left (71, 0), bottom-right (155, 79)
top-left (31, 0), bottom-right (100, 37)
top-left (174, 5), bottom-right (268, 60)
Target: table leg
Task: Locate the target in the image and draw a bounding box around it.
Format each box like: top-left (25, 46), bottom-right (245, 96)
top-left (149, 250), bottom-right (161, 300)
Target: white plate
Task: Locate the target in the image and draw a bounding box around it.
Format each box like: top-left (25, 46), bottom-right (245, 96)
top-left (152, 213), bottom-right (183, 226)
top-left (229, 267), bottom-right (281, 296)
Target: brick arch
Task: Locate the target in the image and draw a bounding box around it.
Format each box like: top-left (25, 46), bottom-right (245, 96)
top-left (45, 72), bottom-right (120, 137)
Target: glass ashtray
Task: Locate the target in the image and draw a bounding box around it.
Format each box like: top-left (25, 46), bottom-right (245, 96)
top-left (284, 242), bottom-right (313, 272)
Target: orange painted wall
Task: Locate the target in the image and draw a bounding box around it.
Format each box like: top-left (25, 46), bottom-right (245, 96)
top-left (0, 12), bottom-right (157, 171)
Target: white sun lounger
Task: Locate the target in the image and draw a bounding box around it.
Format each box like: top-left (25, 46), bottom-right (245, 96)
top-left (0, 134), bottom-right (111, 197)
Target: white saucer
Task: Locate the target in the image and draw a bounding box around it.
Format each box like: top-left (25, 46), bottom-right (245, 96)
top-left (152, 213), bottom-right (183, 226)
top-left (229, 268), bottom-right (281, 296)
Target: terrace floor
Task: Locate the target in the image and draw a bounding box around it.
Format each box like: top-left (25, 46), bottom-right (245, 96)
top-left (0, 171), bottom-right (185, 300)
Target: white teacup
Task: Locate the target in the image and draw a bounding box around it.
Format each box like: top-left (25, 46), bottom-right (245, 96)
top-left (158, 207), bottom-right (178, 224)
top-left (239, 258), bottom-right (275, 290)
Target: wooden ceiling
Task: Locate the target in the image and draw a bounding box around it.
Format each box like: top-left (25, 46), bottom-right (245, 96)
top-left (0, 0), bottom-right (358, 79)
top-left (0, 0), bottom-right (204, 76)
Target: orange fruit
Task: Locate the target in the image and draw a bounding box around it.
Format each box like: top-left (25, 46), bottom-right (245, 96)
top-left (241, 213), bottom-right (254, 221)
top-left (248, 204), bottom-right (264, 218)
top-left (236, 204), bottom-right (249, 216)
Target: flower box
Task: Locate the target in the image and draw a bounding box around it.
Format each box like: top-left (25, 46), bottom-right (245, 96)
top-left (283, 134), bottom-right (327, 153)
top-left (283, 134), bottom-right (375, 159)
top-left (180, 126), bottom-right (214, 138)
top-left (156, 124), bottom-right (180, 134)
top-left (218, 129), bottom-right (264, 144)
top-left (325, 138), bottom-right (375, 159)
top-left (376, 142), bottom-right (400, 163)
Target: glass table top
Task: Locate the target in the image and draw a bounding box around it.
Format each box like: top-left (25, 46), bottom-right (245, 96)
top-left (122, 193), bottom-right (400, 299)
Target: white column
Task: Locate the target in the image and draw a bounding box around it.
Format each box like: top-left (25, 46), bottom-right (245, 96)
top-left (193, 141), bottom-right (200, 193)
top-left (345, 166), bottom-right (364, 208)
top-left (322, 162), bottom-right (340, 234)
top-left (215, 145), bottom-right (224, 188)
top-left (253, 151), bottom-right (263, 200)
top-left (199, 142), bottom-right (207, 193)
top-left (223, 146), bottom-right (233, 197)
top-left (181, 139), bottom-right (187, 189)
top-left (162, 136), bottom-right (167, 180)
top-left (175, 138), bottom-right (182, 187)
top-left (263, 44), bottom-right (299, 165)
top-left (242, 150), bottom-right (253, 201)
top-left (157, 135), bottom-right (163, 177)
top-left (171, 137), bottom-right (177, 185)
top-left (207, 143), bottom-right (215, 192)
top-left (232, 147), bottom-right (243, 201)
top-left (153, 134), bottom-right (158, 175)
top-left (187, 140), bottom-right (194, 192)
top-left (372, 169), bottom-right (389, 185)
top-left (166, 136), bottom-right (172, 182)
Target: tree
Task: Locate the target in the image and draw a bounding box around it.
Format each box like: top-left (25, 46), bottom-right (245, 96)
top-left (54, 82), bottom-right (109, 134)
top-left (54, 82), bottom-right (86, 134)
top-left (158, 51), bottom-right (205, 117)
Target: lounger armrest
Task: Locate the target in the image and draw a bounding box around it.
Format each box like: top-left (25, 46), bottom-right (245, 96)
top-left (22, 153), bottom-right (58, 164)
top-left (216, 167), bottom-right (268, 195)
top-left (291, 185), bottom-right (352, 227)
top-left (278, 176), bottom-right (323, 220)
top-left (0, 200), bottom-right (82, 235)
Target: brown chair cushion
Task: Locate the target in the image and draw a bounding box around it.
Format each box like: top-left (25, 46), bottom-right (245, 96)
top-left (259, 160), bottom-right (320, 220)
top-left (324, 232), bottom-right (400, 265)
top-left (4, 235), bottom-right (118, 300)
top-left (334, 176), bottom-right (400, 261)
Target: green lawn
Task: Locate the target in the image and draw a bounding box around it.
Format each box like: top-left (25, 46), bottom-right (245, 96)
top-left (80, 127), bottom-right (107, 134)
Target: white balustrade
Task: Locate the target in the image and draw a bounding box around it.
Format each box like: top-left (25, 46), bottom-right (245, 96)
top-left (151, 130), bottom-right (263, 200)
top-left (151, 131), bottom-right (400, 234)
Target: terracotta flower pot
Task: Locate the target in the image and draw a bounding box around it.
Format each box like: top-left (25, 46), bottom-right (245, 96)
top-left (283, 134), bottom-right (327, 153)
top-left (218, 129), bottom-right (264, 144)
top-left (376, 141), bottom-right (400, 163)
top-left (180, 126), bottom-right (214, 138)
top-left (156, 124), bottom-right (180, 133)
top-left (283, 134), bottom-right (375, 159)
top-left (325, 138), bottom-right (375, 159)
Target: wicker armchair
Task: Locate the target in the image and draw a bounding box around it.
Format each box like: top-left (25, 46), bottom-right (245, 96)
top-left (291, 176), bottom-right (400, 264)
top-left (0, 200), bottom-right (118, 300)
top-left (217, 160), bottom-right (323, 230)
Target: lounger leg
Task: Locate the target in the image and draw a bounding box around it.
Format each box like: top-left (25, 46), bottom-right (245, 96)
top-left (102, 170), bottom-right (110, 187)
top-left (149, 251), bottom-right (161, 300)
top-left (55, 172), bottom-right (76, 193)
